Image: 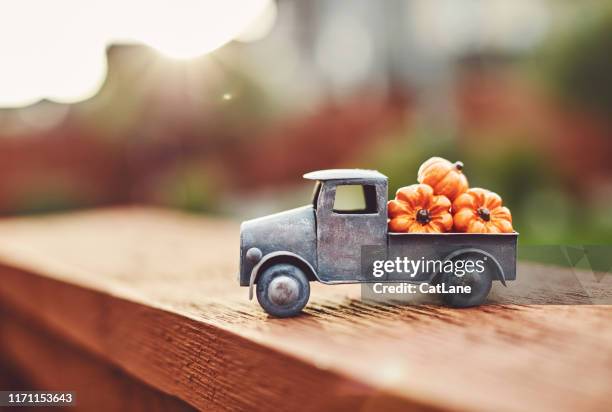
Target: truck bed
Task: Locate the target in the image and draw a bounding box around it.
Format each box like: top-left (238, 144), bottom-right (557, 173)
top-left (360, 232), bottom-right (518, 283)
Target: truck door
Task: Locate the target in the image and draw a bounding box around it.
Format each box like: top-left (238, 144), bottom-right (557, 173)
top-left (316, 181), bottom-right (387, 281)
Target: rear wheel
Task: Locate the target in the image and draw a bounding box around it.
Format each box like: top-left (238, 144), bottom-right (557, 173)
top-left (439, 252), bottom-right (493, 308)
top-left (256, 263), bottom-right (310, 317)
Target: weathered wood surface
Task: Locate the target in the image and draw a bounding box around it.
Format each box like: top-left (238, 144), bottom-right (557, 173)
top-left (0, 307), bottom-right (196, 411)
top-left (0, 208), bottom-right (610, 412)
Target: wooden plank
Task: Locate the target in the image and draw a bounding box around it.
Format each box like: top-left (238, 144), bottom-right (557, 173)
top-left (0, 208), bottom-right (610, 412)
top-left (0, 305), bottom-right (196, 412)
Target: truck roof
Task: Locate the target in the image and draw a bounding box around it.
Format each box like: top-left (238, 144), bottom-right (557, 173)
top-left (303, 169), bottom-right (387, 182)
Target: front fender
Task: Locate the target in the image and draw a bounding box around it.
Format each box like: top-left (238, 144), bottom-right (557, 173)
top-left (249, 251), bottom-right (318, 300)
top-left (239, 205), bottom-right (317, 286)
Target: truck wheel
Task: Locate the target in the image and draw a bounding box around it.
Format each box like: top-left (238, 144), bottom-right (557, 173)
top-left (439, 252), bottom-right (493, 308)
top-left (256, 263), bottom-right (310, 317)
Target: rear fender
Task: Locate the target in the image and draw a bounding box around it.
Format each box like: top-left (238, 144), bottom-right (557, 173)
top-left (439, 248), bottom-right (506, 286)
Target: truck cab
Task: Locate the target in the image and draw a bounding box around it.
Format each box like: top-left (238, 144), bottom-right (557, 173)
top-left (239, 170), bottom-right (387, 316)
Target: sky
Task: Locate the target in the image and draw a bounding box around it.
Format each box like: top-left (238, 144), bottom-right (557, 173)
top-left (0, 0), bottom-right (276, 107)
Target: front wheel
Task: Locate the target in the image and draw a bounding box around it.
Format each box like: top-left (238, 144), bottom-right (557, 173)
top-left (256, 263), bottom-right (310, 317)
top-left (439, 252), bottom-right (493, 308)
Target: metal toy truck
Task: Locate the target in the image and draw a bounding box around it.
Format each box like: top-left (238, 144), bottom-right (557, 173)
top-left (239, 169), bottom-right (517, 317)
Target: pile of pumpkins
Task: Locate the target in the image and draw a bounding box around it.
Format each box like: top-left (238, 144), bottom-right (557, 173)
top-left (388, 157), bottom-right (514, 233)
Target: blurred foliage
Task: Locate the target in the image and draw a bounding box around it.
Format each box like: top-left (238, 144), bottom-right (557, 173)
top-left (542, 4), bottom-right (612, 117)
top-left (150, 163), bottom-right (221, 213)
top-left (1, 2), bottom-right (611, 255)
top-left (11, 176), bottom-right (95, 215)
top-left (14, 192), bottom-right (82, 215)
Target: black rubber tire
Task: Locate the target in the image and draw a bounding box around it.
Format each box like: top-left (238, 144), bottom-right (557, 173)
top-left (440, 252), bottom-right (493, 308)
top-left (256, 263), bottom-right (310, 317)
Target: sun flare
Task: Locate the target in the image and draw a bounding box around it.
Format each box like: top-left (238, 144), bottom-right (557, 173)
top-left (0, 0), bottom-right (276, 107)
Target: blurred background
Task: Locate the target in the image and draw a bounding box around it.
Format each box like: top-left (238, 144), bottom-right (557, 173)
top-left (0, 0), bottom-right (611, 245)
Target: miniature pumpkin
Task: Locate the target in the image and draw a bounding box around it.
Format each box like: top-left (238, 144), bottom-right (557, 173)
top-left (417, 157), bottom-right (469, 201)
top-left (388, 184), bottom-right (453, 233)
top-left (452, 188), bottom-right (513, 233)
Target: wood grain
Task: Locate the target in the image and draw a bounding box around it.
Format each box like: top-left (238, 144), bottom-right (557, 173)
top-left (0, 305), bottom-right (196, 412)
top-left (0, 207), bottom-right (610, 412)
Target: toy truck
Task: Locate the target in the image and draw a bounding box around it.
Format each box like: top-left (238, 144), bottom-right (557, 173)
top-left (239, 169), bottom-right (518, 317)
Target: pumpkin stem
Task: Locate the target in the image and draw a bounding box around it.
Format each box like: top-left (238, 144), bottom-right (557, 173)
top-left (454, 161), bottom-right (464, 171)
top-left (416, 209), bottom-right (431, 224)
top-left (477, 207), bottom-right (491, 222)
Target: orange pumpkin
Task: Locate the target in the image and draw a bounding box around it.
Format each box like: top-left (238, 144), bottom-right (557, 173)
top-left (388, 184), bottom-right (453, 233)
top-left (417, 157), bottom-right (469, 201)
top-left (452, 188), bottom-right (513, 233)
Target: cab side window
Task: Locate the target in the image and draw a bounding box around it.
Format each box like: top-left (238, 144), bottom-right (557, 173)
top-left (333, 184), bottom-right (378, 214)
